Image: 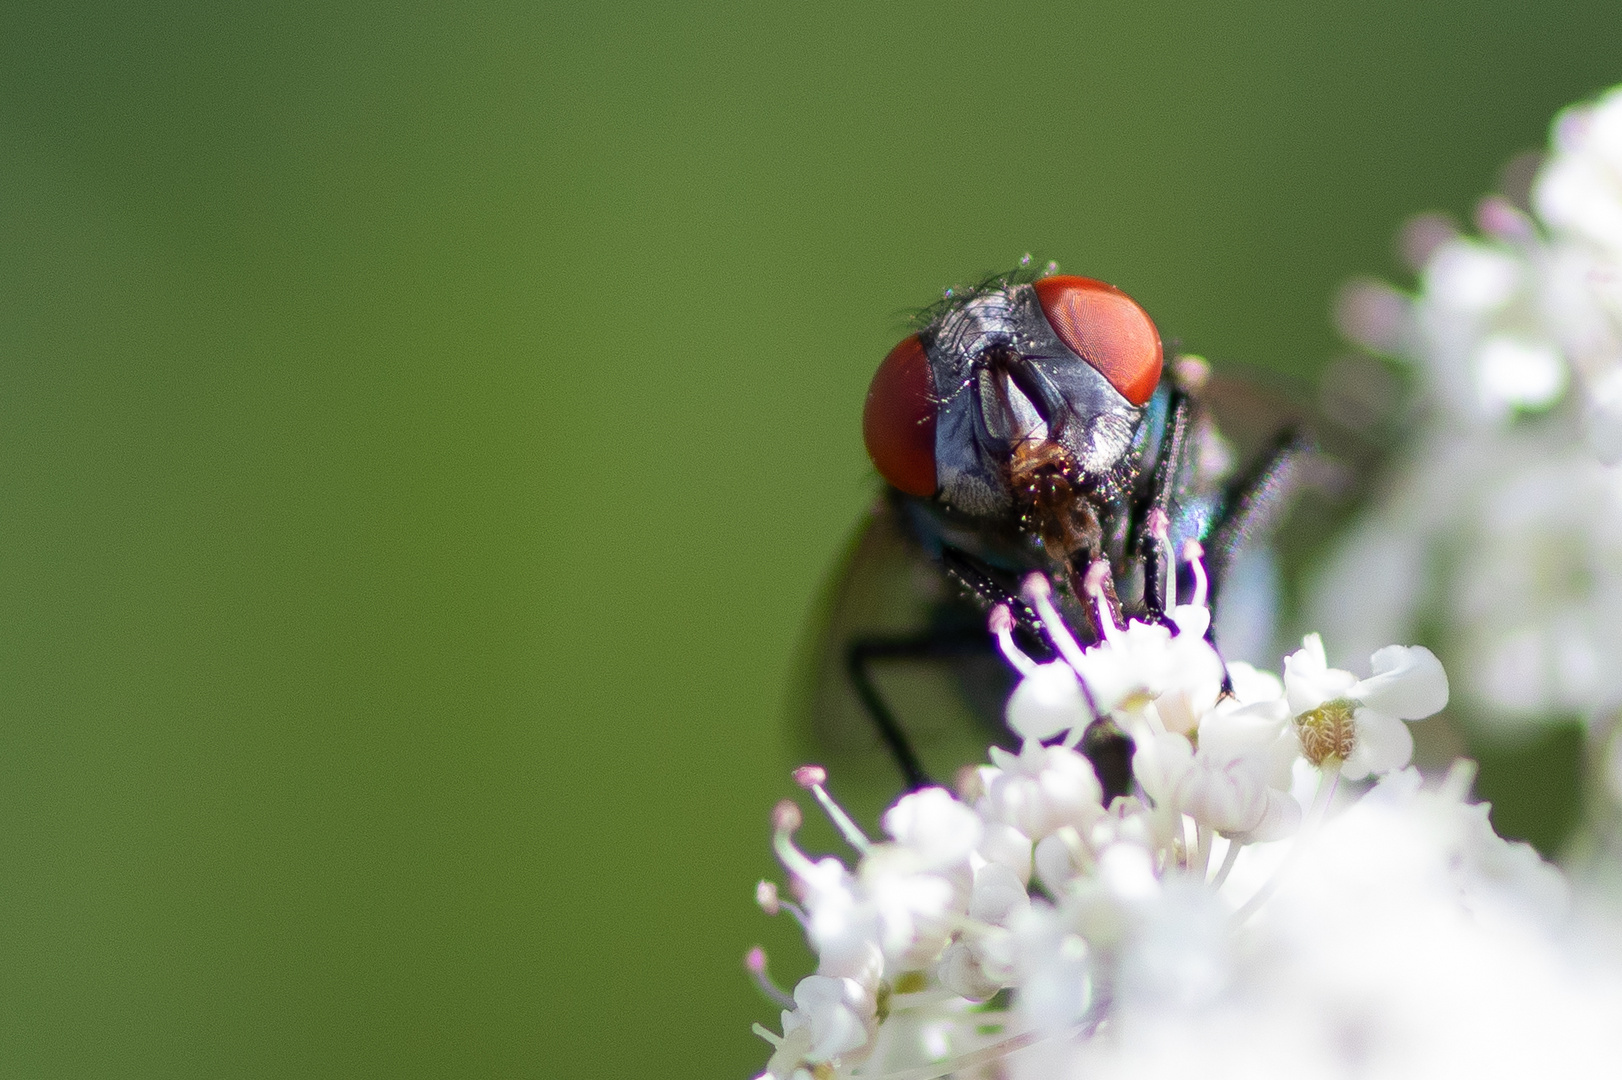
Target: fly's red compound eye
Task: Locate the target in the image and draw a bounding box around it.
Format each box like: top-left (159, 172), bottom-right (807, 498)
top-left (862, 334), bottom-right (938, 496)
top-left (1033, 275), bottom-right (1163, 406)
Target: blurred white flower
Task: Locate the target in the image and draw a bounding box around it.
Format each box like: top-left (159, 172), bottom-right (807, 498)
top-left (1004, 561), bottom-right (1224, 738)
top-left (881, 786), bottom-right (981, 870)
top-left (760, 974), bottom-right (876, 1080)
top-left (1313, 84), bottom-right (1622, 734)
top-left (1030, 767), bottom-right (1612, 1080)
top-left (936, 861), bottom-right (1030, 1001)
top-left (976, 739), bottom-right (1103, 842)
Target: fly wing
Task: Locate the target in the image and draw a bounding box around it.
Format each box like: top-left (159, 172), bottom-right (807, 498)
top-left (1200, 365), bottom-right (1312, 462)
top-left (1196, 362), bottom-right (1381, 662)
top-left (1201, 361), bottom-right (1382, 473)
top-left (787, 494), bottom-right (1015, 794)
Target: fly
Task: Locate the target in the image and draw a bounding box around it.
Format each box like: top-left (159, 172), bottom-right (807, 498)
top-left (794, 261), bottom-right (1311, 801)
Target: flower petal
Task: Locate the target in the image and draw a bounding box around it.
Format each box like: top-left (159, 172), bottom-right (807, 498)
top-left (968, 861), bottom-right (1030, 924)
top-left (1240, 788), bottom-right (1303, 842)
top-left (1285, 633), bottom-right (1359, 714)
top-left (1177, 760), bottom-right (1264, 834)
top-left (789, 975), bottom-right (873, 1062)
top-left (1345, 707), bottom-right (1415, 780)
top-left (1353, 645), bottom-right (1450, 720)
top-left (1006, 661), bottom-right (1089, 741)
top-left (1225, 661), bottom-right (1283, 706)
top-left (1154, 635), bottom-right (1226, 735)
top-left (1301, 632), bottom-right (1327, 671)
top-left (1132, 732), bottom-right (1193, 804)
top-left (883, 788), bottom-right (982, 868)
top-left (1198, 700), bottom-right (1288, 764)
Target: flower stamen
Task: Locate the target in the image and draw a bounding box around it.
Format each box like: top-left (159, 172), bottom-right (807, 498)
top-left (746, 946), bottom-right (797, 1010)
top-left (1209, 836), bottom-right (1242, 890)
top-left (989, 604), bottom-right (1038, 677)
top-left (1182, 539), bottom-right (1208, 611)
top-left (1017, 574), bottom-right (1102, 726)
top-left (772, 800), bottom-right (820, 880)
top-left (1021, 572), bottom-right (1093, 666)
top-left (1083, 561), bottom-right (1123, 645)
top-left (794, 765), bottom-right (873, 855)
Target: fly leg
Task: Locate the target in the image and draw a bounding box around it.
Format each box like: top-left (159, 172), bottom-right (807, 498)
top-left (847, 623), bottom-right (1139, 801)
top-left (1203, 425), bottom-right (1313, 612)
top-left (1137, 388), bottom-right (1195, 621)
top-left (1194, 425), bottom-right (1314, 697)
top-left (847, 545), bottom-right (1044, 791)
top-left (846, 627), bottom-right (1002, 791)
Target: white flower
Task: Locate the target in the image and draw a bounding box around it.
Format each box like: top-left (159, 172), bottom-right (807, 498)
top-left (750, 563), bottom-right (1622, 1080)
top-left (1008, 900), bottom-right (1094, 1035)
top-left (1031, 793), bottom-right (1158, 894)
top-left (856, 846), bottom-right (963, 971)
top-left (750, 578), bottom-right (1622, 1080)
top-left (1006, 554), bottom-right (1225, 740)
top-left (936, 861), bottom-right (1031, 1001)
top-left (1176, 664), bottom-right (1298, 843)
top-left (1071, 617), bottom-right (1225, 735)
top-left (1177, 699), bottom-right (1301, 841)
top-left (977, 740), bottom-right (1104, 842)
top-left (1070, 618), bottom-right (1175, 714)
top-left (1058, 840), bottom-right (1164, 956)
top-left (1224, 659), bottom-right (1285, 708)
top-left (794, 856), bottom-right (873, 979)
top-left (1005, 661), bottom-right (1090, 742)
top-left (1129, 729), bottom-right (1193, 805)
top-left (998, 766), bottom-right (1618, 1080)
top-left (975, 820), bottom-right (1034, 885)
top-left (1283, 633), bottom-right (1447, 780)
top-left (1537, 89), bottom-right (1622, 275)
top-left (763, 975), bottom-right (876, 1078)
top-left (881, 786), bottom-right (981, 870)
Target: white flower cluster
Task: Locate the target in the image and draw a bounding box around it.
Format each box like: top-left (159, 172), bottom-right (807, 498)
top-left (1314, 84), bottom-right (1622, 732)
top-left (741, 546), bottom-right (1613, 1080)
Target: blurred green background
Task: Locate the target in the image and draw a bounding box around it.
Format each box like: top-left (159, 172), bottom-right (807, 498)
top-left (0, 1), bottom-right (1618, 1076)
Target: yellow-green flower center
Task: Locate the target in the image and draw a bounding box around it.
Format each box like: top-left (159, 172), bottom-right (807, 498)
top-left (1295, 698), bottom-right (1357, 767)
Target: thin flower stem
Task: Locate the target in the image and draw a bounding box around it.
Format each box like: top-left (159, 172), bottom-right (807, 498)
top-left (1209, 836), bottom-right (1243, 890)
top-left (1314, 768), bottom-right (1342, 818)
top-left (850, 1017), bottom-right (1095, 1080)
top-left (1195, 822), bottom-right (1213, 878)
top-left (1235, 766), bottom-right (1340, 922)
top-left (1164, 806), bottom-right (1190, 870)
